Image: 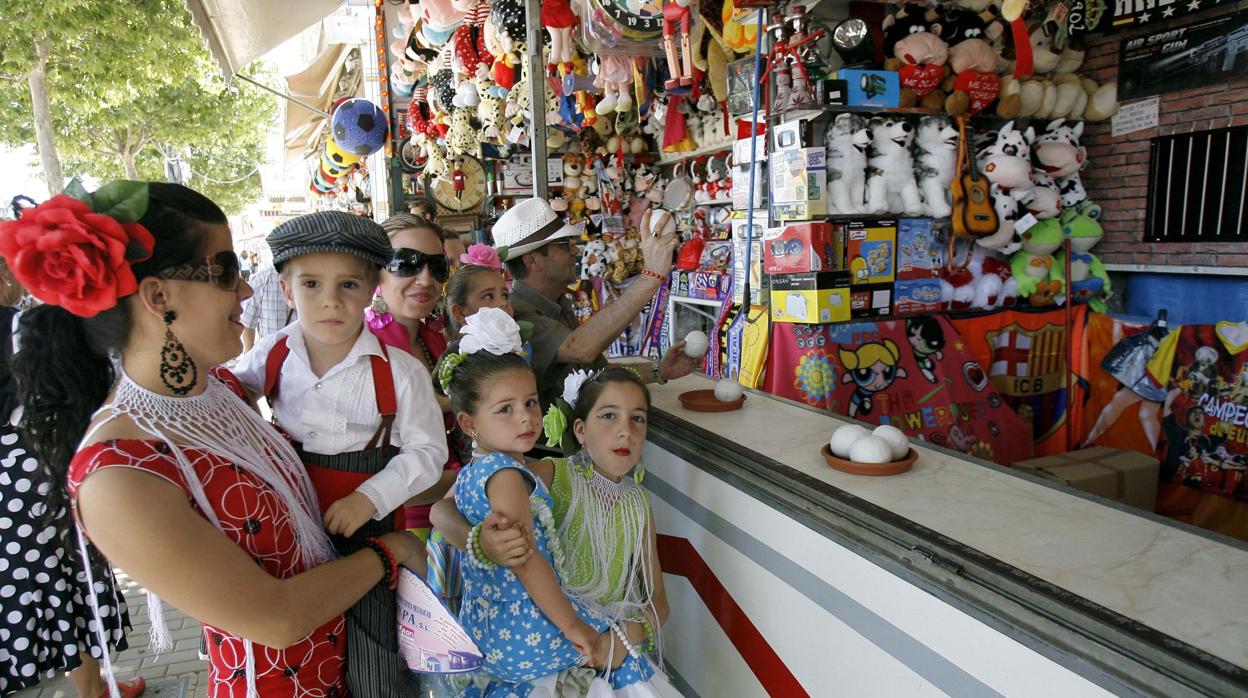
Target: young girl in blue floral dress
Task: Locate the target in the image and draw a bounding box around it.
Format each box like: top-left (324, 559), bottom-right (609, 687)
top-left (436, 308), bottom-right (666, 697)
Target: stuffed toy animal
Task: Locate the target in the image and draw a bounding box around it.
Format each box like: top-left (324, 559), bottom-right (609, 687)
top-left (940, 9), bottom-right (1018, 118)
top-left (562, 154), bottom-right (584, 198)
top-left (1033, 118), bottom-right (1088, 208)
top-left (865, 116), bottom-right (924, 215)
top-left (912, 115), bottom-right (958, 218)
top-left (1009, 217), bottom-right (1064, 305)
top-left (825, 113), bottom-right (869, 214)
top-left (446, 107), bottom-right (478, 157)
top-left (883, 13), bottom-right (950, 111)
top-left (1052, 201), bottom-right (1111, 311)
top-left (1027, 170), bottom-right (1063, 219)
top-left (941, 247), bottom-right (1017, 310)
top-left (976, 121), bottom-right (1035, 252)
top-left (595, 54), bottom-right (635, 115)
top-left (882, 4), bottom-right (940, 57)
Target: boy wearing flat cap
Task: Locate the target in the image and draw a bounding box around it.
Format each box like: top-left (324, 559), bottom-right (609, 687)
top-left (234, 211), bottom-right (447, 698)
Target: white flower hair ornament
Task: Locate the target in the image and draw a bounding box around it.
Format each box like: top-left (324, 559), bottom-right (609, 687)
top-left (459, 306), bottom-right (524, 355)
top-left (543, 369), bottom-right (601, 455)
top-left (437, 307), bottom-right (525, 395)
top-left (561, 369), bottom-right (600, 409)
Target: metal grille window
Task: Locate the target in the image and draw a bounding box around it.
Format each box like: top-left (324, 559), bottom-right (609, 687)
top-left (1146, 125), bottom-right (1248, 242)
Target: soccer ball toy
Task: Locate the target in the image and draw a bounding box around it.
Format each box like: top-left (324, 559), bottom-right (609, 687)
top-left (325, 134), bottom-right (361, 168)
top-left (332, 99), bottom-right (389, 156)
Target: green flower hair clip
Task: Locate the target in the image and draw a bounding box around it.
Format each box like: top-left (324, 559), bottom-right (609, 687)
top-left (437, 351), bottom-right (469, 394)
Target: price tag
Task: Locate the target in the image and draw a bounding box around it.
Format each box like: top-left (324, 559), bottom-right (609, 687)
top-left (506, 125), bottom-right (528, 145)
top-left (1013, 213), bottom-right (1039, 234)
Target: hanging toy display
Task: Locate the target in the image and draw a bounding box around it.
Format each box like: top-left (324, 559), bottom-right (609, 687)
top-left (331, 98), bottom-right (390, 156)
top-left (543, 0), bottom-right (580, 77)
top-left (662, 0), bottom-right (695, 90)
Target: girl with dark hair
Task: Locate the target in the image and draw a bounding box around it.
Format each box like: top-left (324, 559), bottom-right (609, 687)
top-left (435, 309), bottom-right (669, 696)
top-left (444, 244), bottom-right (513, 337)
top-left (0, 272), bottom-right (139, 698)
top-left (0, 182), bottom-right (425, 698)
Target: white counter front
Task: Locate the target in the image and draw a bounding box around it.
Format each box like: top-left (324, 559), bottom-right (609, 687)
top-left (642, 376), bottom-right (1248, 697)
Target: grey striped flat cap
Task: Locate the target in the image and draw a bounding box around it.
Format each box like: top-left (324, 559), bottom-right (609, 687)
top-left (268, 211), bottom-right (393, 269)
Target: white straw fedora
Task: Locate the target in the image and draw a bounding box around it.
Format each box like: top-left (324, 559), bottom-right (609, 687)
top-left (492, 198), bottom-right (582, 259)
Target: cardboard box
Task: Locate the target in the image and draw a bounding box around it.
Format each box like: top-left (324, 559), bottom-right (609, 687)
top-left (732, 136), bottom-right (768, 211)
top-left (815, 78), bottom-right (848, 107)
top-left (896, 218), bottom-right (946, 280)
top-left (733, 237), bottom-right (766, 305)
top-left (769, 147), bottom-right (827, 222)
top-left (845, 219), bottom-right (897, 285)
top-left (770, 272), bottom-right (851, 324)
top-left (763, 222), bottom-right (842, 274)
top-left (1012, 446), bottom-right (1160, 511)
top-left (837, 69), bottom-right (901, 108)
top-left (850, 283), bottom-right (893, 318)
top-left (675, 270), bottom-right (733, 302)
top-left (893, 278), bottom-right (947, 316)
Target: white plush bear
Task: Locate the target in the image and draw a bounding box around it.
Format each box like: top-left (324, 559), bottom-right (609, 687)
top-left (865, 116), bottom-right (924, 215)
top-left (824, 113), bottom-right (869, 215)
top-left (912, 115), bottom-right (958, 218)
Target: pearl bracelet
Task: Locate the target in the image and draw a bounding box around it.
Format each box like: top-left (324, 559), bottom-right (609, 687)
top-left (468, 523), bottom-right (496, 569)
top-left (611, 622), bottom-right (641, 659)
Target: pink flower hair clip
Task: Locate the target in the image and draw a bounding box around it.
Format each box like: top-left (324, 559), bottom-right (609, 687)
top-left (460, 243), bottom-right (502, 271)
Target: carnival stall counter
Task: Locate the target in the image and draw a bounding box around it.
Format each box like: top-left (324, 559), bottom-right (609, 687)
top-left (642, 375), bottom-right (1248, 697)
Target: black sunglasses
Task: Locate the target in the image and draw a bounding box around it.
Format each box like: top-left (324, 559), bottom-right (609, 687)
top-left (157, 251), bottom-right (244, 292)
top-left (386, 248), bottom-right (450, 282)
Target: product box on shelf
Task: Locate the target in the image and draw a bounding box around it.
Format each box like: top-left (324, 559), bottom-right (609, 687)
top-left (815, 79), bottom-right (848, 107)
top-left (769, 147), bottom-right (828, 222)
top-left (732, 136), bottom-right (767, 211)
top-left (836, 69), bottom-right (901, 108)
top-left (849, 283), bottom-right (893, 318)
top-left (763, 221), bottom-right (842, 274)
top-left (733, 238), bottom-right (767, 305)
top-left (893, 278), bottom-right (947, 316)
top-left (770, 271), bottom-right (851, 324)
top-left (673, 270), bottom-right (733, 302)
top-left (845, 219), bottom-right (897, 285)
top-left (1011, 447), bottom-right (1160, 511)
top-left (896, 217), bottom-right (946, 279)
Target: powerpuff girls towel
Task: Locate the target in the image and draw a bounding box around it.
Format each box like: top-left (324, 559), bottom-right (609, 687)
top-left (764, 316), bottom-right (1032, 464)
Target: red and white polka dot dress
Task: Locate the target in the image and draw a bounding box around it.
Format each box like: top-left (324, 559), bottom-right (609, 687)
top-left (67, 374), bottom-right (348, 698)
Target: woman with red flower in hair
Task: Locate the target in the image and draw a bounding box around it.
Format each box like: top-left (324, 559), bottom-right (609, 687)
top-left (0, 182), bottom-right (427, 698)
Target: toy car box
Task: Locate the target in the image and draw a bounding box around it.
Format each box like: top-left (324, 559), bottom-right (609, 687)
top-left (893, 278), bottom-right (947, 316)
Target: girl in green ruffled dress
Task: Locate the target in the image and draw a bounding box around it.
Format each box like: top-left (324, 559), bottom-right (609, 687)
top-left (432, 367), bottom-right (675, 696)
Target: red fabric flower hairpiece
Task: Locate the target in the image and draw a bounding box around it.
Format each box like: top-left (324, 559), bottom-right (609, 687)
top-left (0, 180), bottom-right (154, 317)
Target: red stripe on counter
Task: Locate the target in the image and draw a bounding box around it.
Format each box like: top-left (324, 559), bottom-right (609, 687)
top-left (657, 534), bottom-right (810, 698)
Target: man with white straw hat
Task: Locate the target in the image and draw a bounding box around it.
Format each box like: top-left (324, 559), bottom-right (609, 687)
top-left (496, 198), bottom-right (699, 409)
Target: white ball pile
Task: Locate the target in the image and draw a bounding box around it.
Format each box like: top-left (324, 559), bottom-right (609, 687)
top-left (827, 424), bottom-right (910, 463)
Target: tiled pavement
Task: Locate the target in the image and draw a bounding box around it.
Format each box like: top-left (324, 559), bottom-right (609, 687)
top-left (11, 570), bottom-right (209, 698)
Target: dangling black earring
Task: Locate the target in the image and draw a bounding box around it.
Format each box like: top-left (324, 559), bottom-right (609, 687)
top-left (160, 310), bottom-right (198, 396)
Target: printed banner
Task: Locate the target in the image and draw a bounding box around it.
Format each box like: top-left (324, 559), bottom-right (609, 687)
top-left (949, 306), bottom-right (1088, 457)
top-left (764, 317), bottom-right (1033, 464)
top-left (1079, 312), bottom-right (1159, 454)
top-left (396, 567), bottom-right (482, 674)
top-left (1069, 0), bottom-right (1236, 36)
top-left (1118, 11), bottom-right (1248, 99)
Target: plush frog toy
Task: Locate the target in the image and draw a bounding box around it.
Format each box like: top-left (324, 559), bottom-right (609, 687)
top-left (1052, 201), bottom-right (1111, 312)
top-left (1009, 218), bottom-right (1064, 306)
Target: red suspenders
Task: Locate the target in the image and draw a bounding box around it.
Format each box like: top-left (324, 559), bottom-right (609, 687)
top-left (262, 335), bottom-right (398, 448)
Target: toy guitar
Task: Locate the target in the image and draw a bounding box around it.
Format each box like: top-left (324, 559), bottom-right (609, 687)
top-left (950, 114), bottom-right (998, 241)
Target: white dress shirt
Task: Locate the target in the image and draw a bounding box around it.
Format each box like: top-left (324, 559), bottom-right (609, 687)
top-left (234, 322), bottom-right (448, 520)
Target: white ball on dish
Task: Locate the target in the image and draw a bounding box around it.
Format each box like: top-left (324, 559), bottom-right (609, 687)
top-left (713, 379), bottom-right (744, 402)
top-left (871, 425), bottom-right (910, 461)
top-left (828, 424), bottom-right (868, 458)
top-left (684, 331), bottom-right (710, 357)
top-left (848, 435), bottom-right (893, 464)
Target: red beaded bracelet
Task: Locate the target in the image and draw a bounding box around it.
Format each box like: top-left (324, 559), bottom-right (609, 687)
top-left (640, 269), bottom-right (664, 281)
top-left (363, 536), bottom-right (399, 590)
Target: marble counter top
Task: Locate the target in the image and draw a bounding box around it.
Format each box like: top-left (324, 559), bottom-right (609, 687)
top-left (649, 375), bottom-right (1248, 670)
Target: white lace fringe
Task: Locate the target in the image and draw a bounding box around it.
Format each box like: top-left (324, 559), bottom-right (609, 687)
top-left (556, 465), bottom-right (665, 670)
top-left (77, 372), bottom-right (337, 698)
top-left (75, 524), bottom-right (120, 698)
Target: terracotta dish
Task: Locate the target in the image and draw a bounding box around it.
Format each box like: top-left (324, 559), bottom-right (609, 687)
top-left (820, 443), bottom-right (918, 476)
top-left (679, 389), bottom-right (746, 412)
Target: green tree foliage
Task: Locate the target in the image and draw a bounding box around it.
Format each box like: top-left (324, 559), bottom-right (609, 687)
top-left (0, 0), bottom-right (276, 213)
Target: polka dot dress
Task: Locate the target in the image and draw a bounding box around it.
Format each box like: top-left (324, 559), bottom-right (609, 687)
top-left (0, 425), bottom-right (130, 697)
